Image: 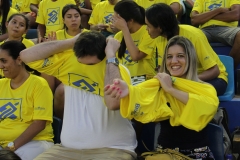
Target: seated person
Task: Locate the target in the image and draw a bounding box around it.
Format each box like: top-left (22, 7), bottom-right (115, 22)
top-left (145, 3), bottom-right (228, 96)
top-left (36, 0), bottom-right (76, 38)
top-left (105, 36), bottom-right (218, 159)
top-left (0, 13), bottom-right (34, 48)
top-left (0, 41), bottom-right (54, 160)
top-left (191, 0), bottom-right (240, 68)
top-left (89, 0), bottom-right (119, 37)
top-left (113, 0), bottom-right (157, 85)
top-left (20, 31), bottom-right (137, 160)
top-left (0, 0), bottom-right (18, 42)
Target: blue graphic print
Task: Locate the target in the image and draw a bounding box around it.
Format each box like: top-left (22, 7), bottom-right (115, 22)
top-left (47, 8), bottom-right (60, 25)
top-left (69, 73), bottom-right (100, 95)
top-left (0, 101), bottom-right (20, 119)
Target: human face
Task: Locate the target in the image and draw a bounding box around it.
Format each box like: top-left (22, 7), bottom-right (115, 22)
top-left (166, 45), bottom-right (187, 78)
top-left (145, 17), bottom-right (161, 39)
top-left (0, 49), bottom-right (21, 79)
top-left (63, 9), bottom-right (81, 31)
top-left (6, 16), bottom-right (27, 39)
top-left (77, 55), bottom-right (101, 65)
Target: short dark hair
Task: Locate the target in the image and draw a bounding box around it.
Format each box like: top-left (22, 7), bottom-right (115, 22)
top-left (73, 31), bottom-right (106, 60)
top-left (0, 149), bottom-right (21, 160)
top-left (0, 0), bottom-right (10, 34)
top-left (7, 13), bottom-right (29, 30)
top-left (146, 3), bottom-right (179, 40)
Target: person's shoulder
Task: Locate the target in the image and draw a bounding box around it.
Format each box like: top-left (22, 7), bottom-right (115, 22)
top-left (29, 74), bottom-right (49, 87)
top-left (9, 7), bottom-right (18, 14)
top-left (22, 38), bottom-right (35, 48)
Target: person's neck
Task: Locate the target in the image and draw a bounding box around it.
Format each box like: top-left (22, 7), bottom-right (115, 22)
top-left (10, 70), bottom-right (30, 89)
top-left (129, 23), bottom-right (142, 34)
top-left (66, 28), bottom-right (81, 36)
top-left (6, 37), bottom-right (22, 42)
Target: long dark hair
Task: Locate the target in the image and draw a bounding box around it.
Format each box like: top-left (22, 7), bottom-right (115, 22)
top-left (146, 3), bottom-right (179, 40)
top-left (0, 0), bottom-right (10, 34)
top-left (0, 41), bottom-right (40, 75)
top-left (114, 0), bottom-right (145, 59)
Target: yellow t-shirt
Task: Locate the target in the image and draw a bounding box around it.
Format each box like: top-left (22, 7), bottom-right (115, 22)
top-left (135, 0), bottom-right (180, 9)
top-left (56, 28), bottom-right (89, 40)
top-left (27, 52), bottom-right (131, 97)
top-left (36, 0), bottom-right (76, 37)
top-left (114, 25), bottom-right (156, 78)
top-left (0, 38), bottom-right (35, 49)
top-left (192, 0), bottom-right (239, 28)
top-left (12, 0), bottom-right (31, 13)
top-left (0, 8), bottom-right (18, 35)
top-left (156, 25), bottom-right (227, 82)
top-left (56, 28), bottom-right (89, 53)
top-left (90, 0), bottom-right (106, 10)
top-left (0, 74), bottom-right (53, 147)
top-left (88, 1), bottom-right (114, 26)
top-left (121, 77), bottom-right (219, 132)
top-left (31, 0), bottom-right (42, 5)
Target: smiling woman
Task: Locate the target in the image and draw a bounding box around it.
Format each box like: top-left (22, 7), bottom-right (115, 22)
top-left (0, 41), bottom-right (54, 160)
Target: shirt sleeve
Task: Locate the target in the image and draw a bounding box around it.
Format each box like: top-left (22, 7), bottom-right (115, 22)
top-left (138, 31), bottom-right (156, 59)
top-left (33, 77), bottom-right (53, 122)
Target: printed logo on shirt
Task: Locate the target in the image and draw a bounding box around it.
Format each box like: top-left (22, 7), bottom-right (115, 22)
top-left (205, 0), bottom-right (224, 11)
top-left (123, 40), bottom-right (139, 66)
top-left (35, 106), bottom-right (45, 110)
top-left (47, 7), bottom-right (60, 25)
top-left (0, 99), bottom-right (22, 120)
top-left (69, 73), bottom-right (100, 95)
top-left (131, 103), bottom-right (142, 116)
top-left (42, 58), bottom-right (53, 68)
top-left (103, 13), bottom-right (113, 24)
top-left (15, 3), bottom-right (22, 12)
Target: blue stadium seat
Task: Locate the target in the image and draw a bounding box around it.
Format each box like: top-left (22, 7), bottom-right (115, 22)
top-left (52, 116), bottom-right (62, 144)
top-left (218, 55), bottom-right (235, 101)
top-left (25, 29), bottom-right (38, 39)
top-left (211, 43), bottom-right (232, 56)
top-left (207, 123), bottom-right (224, 160)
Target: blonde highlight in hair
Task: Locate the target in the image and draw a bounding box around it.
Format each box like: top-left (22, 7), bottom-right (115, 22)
top-left (160, 36), bottom-right (199, 82)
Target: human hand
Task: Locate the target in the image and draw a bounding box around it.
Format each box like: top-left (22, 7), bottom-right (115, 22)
top-left (47, 31), bottom-right (57, 41)
top-left (111, 14), bottom-right (128, 31)
top-left (97, 24), bottom-right (109, 31)
top-left (105, 38), bottom-right (120, 58)
top-left (154, 73), bottom-right (174, 93)
top-left (104, 79), bottom-right (129, 99)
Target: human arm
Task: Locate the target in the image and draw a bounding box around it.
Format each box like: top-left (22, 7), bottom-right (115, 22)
top-left (170, 2), bottom-right (181, 14)
top-left (112, 14), bottom-right (147, 61)
top-left (30, 3), bottom-right (38, 14)
top-left (155, 73), bottom-right (189, 104)
top-left (20, 35), bottom-right (77, 63)
top-left (191, 8), bottom-right (229, 26)
top-left (104, 38), bottom-right (123, 110)
top-left (37, 24), bottom-right (46, 38)
top-left (198, 65), bottom-right (220, 81)
top-left (0, 33), bottom-right (8, 42)
top-left (80, 8), bottom-right (92, 15)
top-left (213, 4), bottom-right (240, 22)
top-left (6, 120), bottom-right (46, 150)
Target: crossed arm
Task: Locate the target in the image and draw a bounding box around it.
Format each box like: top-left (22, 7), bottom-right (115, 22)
top-left (191, 4), bottom-right (240, 26)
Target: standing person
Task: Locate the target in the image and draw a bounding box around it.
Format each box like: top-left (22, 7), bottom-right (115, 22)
top-left (0, 0), bottom-right (18, 42)
top-left (0, 41), bottom-right (54, 160)
top-left (105, 36), bottom-right (218, 159)
top-left (191, 0), bottom-right (240, 68)
top-left (20, 31), bottom-right (137, 160)
top-left (145, 3), bottom-right (227, 96)
top-left (112, 0), bottom-right (157, 85)
top-left (36, 0), bottom-right (76, 38)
